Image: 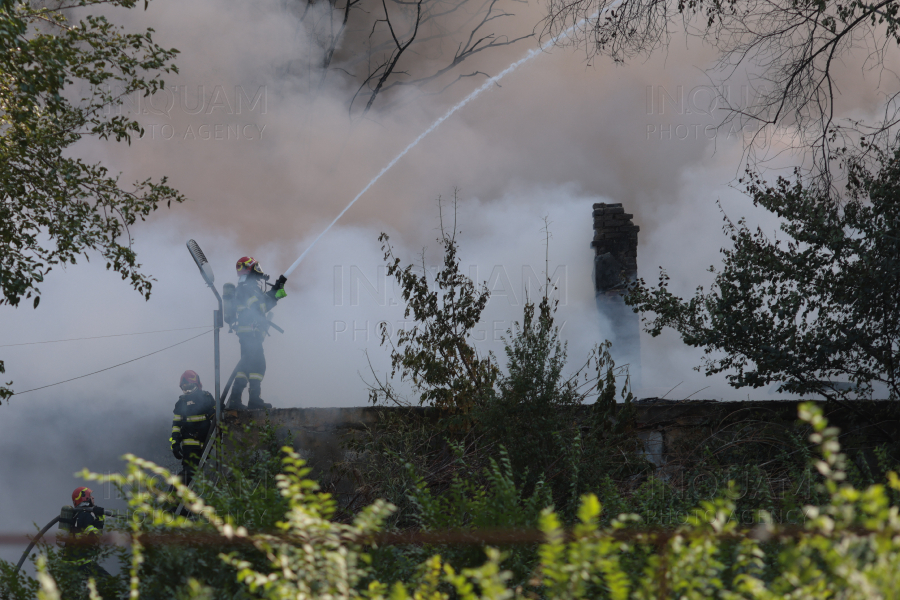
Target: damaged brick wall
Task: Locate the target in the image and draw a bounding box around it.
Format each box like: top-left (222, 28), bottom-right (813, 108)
top-left (591, 202), bottom-right (641, 382)
top-left (591, 202), bottom-right (639, 289)
top-left (227, 400), bottom-right (900, 492)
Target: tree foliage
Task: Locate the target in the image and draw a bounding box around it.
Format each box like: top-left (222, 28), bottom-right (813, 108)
top-left (292, 0), bottom-right (532, 115)
top-left (0, 0), bottom-right (184, 400)
top-left (543, 0), bottom-right (900, 187)
top-left (627, 147), bottom-right (900, 401)
top-left (355, 204), bottom-right (644, 547)
top-left (475, 299), bottom-right (638, 508)
top-left (373, 198), bottom-right (499, 423)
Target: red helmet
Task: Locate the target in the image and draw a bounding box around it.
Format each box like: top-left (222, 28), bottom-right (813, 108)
top-left (236, 256), bottom-right (263, 277)
top-left (180, 370), bottom-right (202, 392)
top-left (72, 487), bottom-right (94, 507)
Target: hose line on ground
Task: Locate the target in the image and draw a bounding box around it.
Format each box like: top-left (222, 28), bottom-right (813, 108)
top-left (15, 516), bottom-right (59, 573)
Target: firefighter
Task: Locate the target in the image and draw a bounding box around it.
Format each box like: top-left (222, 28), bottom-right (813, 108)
top-left (61, 487), bottom-right (110, 579)
top-left (170, 370), bottom-right (216, 486)
top-left (225, 256), bottom-right (286, 411)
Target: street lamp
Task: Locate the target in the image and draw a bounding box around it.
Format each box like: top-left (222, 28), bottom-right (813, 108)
top-left (186, 239), bottom-right (223, 422)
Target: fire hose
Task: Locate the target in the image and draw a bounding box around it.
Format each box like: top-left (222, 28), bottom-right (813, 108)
top-left (14, 516), bottom-right (59, 573)
top-left (14, 506), bottom-right (119, 574)
top-left (15, 311), bottom-right (276, 565)
top-left (15, 371), bottom-right (243, 550)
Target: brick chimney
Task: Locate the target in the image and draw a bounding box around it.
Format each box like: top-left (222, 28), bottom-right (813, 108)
top-left (591, 203), bottom-right (641, 384)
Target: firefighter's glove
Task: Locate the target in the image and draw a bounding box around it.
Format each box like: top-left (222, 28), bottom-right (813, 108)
top-left (275, 288), bottom-right (287, 300)
top-left (172, 445), bottom-right (183, 461)
top-left (92, 506), bottom-right (105, 517)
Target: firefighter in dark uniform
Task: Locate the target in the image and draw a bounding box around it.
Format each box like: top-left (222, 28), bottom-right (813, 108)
top-left (170, 370), bottom-right (216, 486)
top-left (61, 487), bottom-right (110, 579)
top-left (224, 256), bottom-right (286, 411)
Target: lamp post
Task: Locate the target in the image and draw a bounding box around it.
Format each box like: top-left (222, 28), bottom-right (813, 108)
top-left (186, 240), bottom-right (223, 422)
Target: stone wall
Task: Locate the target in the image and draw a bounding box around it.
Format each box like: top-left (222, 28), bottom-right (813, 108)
top-left (225, 400), bottom-right (900, 491)
top-left (628, 398), bottom-right (900, 470)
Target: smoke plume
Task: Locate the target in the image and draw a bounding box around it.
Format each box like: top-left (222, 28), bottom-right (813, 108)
top-left (1, 0), bottom-right (895, 556)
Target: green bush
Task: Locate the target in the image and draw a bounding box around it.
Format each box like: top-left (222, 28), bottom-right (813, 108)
top-left (361, 210), bottom-right (645, 525)
top-left (9, 403), bottom-right (900, 599)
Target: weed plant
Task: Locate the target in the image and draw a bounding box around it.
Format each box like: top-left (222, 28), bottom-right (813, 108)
top-left (7, 404), bottom-right (900, 598)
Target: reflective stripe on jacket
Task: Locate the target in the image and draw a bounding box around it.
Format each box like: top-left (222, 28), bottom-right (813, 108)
top-left (62, 508), bottom-right (104, 565)
top-left (170, 389), bottom-right (216, 452)
top-left (234, 280), bottom-right (277, 338)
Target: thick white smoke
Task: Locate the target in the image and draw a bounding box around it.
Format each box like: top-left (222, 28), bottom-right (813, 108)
top-left (2, 0), bottom-right (896, 561)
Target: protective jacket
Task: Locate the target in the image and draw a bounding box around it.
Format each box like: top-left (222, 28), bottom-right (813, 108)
top-left (170, 388), bottom-right (216, 454)
top-left (62, 507), bottom-right (105, 566)
top-left (234, 279), bottom-right (279, 340)
top-left (227, 276), bottom-right (284, 410)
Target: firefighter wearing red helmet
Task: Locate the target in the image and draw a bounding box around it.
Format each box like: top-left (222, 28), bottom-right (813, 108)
top-left (61, 487), bottom-right (110, 579)
top-left (170, 370), bottom-right (216, 485)
top-left (225, 256), bottom-right (287, 411)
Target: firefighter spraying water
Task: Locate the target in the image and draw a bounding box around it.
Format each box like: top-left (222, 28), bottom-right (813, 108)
top-left (169, 8), bottom-right (603, 477)
top-left (223, 256), bottom-right (287, 410)
top-left (186, 12), bottom-right (603, 414)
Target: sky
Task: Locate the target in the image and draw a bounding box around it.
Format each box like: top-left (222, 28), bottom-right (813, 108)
top-left (1, 0), bottom-right (896, 558)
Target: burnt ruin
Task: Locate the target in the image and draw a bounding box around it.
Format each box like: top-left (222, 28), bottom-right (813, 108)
top-left (591, 202), bottom-right (641, 384)
top-left (225, 400), bottom-right (900, 507)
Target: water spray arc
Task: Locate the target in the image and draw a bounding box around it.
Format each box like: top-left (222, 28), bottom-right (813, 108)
top-left (282, 12), bottom-right (605, 278)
